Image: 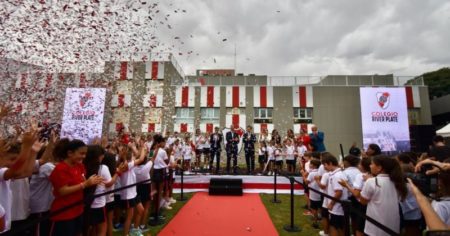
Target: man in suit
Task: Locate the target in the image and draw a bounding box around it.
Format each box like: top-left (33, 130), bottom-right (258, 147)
top-left (226, 125), bottom-right (240, 174)
top-left (209, 126), bottom-right (223, 173)
top-left (243, 125), bottom-right (256, 174)
top-left (309, 125), bottom-right (326, 152)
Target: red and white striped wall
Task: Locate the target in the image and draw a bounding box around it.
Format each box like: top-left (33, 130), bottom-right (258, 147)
top-left (253, 86), bottom-right (273, 107)
top-left (143, 94), bottom-right (163, 107)
top-left (254, 123), bottom-right (274, 134)
top-left (15, 73), bottom-right (31, 89)
top-left (114, 62), bottom-right (133, 80)
top-left (39, 100), bottom-right (55, 113)
top-left (405, 86), bottom-right (421, 108)
top-left (200, 86), bottom-right (220, 107)
top-left (111, 94), bottom-right (131, 107)
top-left (77, 73), bottom-right (90, 88)
top-left (109, 123), bottom-right (129, 133)
top-left (199, 123), bottom-right (220, 133)
top-left (293, 124), bottom-right (314, 134)
top-left (226, 86), bottom-right (246, 107)
top-left (145, 61), bottom-right (165, 80)
top-left (39, 73), bottom-right (57, 90)
top-left (225, 114), bottom-right (246, 129)
top-left (175, 87), bottom-right (195, 107)
top-left (174, 123), bottom-right (194, 133)
top-left (292, 86), bottom-right (314, 107)
top-left (141, 123), bottom-right (162, 133)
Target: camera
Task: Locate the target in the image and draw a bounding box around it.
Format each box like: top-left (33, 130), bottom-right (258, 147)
top-left (405, 163), bottom-right (438, 197)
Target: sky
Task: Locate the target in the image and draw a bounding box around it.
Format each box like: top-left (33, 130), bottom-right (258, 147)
top-left (1, 0), bottom-right (450, 76)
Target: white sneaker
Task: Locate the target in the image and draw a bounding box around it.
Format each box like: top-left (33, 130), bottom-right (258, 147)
top-left (169, 198), bottom-right (177, 204)
top-left (319, 231), bottom-right (329, 236)
top-left (164, 204), bottom-right (173, 210)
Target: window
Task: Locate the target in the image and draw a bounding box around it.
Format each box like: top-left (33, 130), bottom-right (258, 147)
top-left (175, 108), bottom-right (195, 118)
top-left (201, 108), bottom-right (220, 120)
top-left (144, 108), bottom-right (162, 123)
top-left (293, 108), bottom-right (313, 123)
top-left (226, 108), bottom-right (245, 115)
top-left (146, 81), bottom-right (164, 95)
top-left (254, 108), bottom-right (273, 119)
top-left (254, 108), bottom-right (273, 123)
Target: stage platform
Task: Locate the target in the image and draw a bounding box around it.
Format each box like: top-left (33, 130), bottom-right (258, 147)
top-left (173, 174), bottom-right (304, 195)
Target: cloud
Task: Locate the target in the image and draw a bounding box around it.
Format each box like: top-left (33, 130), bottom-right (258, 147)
top-left (1, 0), bottom-right (449, 76)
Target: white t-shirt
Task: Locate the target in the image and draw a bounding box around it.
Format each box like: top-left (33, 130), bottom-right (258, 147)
top-left (296, 145), bottom-right (307, 158)
top-left (305, 161), bottom-right (311, 173)
top-left (361, 174), bottom-right (401, 235)
top-left (400, 183), bottom-right (422, 221)
top-left (307, 169), bottom-right (321, 201)
top-left (0, 168), bottom-right (12, 233)
top-left (119, 161), bottom-right (137, 200)
top-left (318, 164), bottom-right (326, 176)
top-left (267, 146), bottom-right (275, 160)
top-left (195, 135), bottom-right (205, 150)
top-left (29, 162), bottom-right (55, 213)
top-left (134, 161), bottom-right (153, 183)
top-left (352, 173), bottom-right (367, 190)
top-left (326, 168), bottom-right (348, 216)
top-left (154, 149), bottom-right (169, 169)
top-left (274, 149), bottom-right (283, 161)
top-left (10, 178), bottom-right (30, 221)
top-left (431, 197), bottom-right (450, 226)
top-left (343, 167), bottom-right (361, 196)
top-left (321, 172), bottom-right (330, 208)
top-left (258, 147), bottom-right (266, 156)
top-left (285, 146), bottom-right (295, 160)
top-left (182, 145), bottom-right (193, 161)
top-left (91, 165), bottom-right (111, 208)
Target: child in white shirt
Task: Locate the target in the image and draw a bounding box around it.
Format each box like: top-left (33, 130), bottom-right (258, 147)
top-left (303, 159), bottom-right (322, 229)
top-left (266, 141), bottom-right (275, 175)
top-left (284, 139), bottom-right (296, 174)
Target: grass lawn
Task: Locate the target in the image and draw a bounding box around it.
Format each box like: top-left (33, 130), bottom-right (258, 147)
top-left (113, 193), bottom-right (194, 236)
top-left (260, 193), bottom-right (321, 236)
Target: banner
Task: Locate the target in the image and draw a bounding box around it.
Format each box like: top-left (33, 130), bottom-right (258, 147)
top-left (360, 87), bottom-right (410, 152)
top-left (61, 88), bottom-right (106, 144)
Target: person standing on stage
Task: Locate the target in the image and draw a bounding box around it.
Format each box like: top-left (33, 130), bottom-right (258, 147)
top-left (226, 125), bottom-right (240, 174)
top-left (258, 128), bottom-right (271, 143)
top-left (243, 126), bottom-right (257, 175)
top-left (309, 125), bottom-right (326, 152)
top-left (194, 129), bottom-right (204, 171)
top-left (209, 127), bottom-right (223, 173)
top-left (271, 129), bottom-right (282, 145)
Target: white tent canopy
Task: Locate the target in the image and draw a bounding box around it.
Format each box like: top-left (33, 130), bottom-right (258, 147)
top-left (437, 123), bottom-right (450, 138)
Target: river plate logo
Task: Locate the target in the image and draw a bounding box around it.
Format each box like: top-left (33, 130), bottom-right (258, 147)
top-left (376, 92), bottom-right (390, 110)
top-left (79, 92), bottom-right (93, 109)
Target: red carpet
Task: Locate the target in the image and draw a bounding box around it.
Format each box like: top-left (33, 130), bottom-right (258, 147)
top-left (159, 192), bottom-right (278, 236)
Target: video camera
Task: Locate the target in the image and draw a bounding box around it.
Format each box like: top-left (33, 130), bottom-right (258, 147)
top-left (405, 163), bottom-right (438, 197)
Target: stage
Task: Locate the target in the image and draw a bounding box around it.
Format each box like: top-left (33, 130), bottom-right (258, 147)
top-left (173, 174), bottom-right (305, 195)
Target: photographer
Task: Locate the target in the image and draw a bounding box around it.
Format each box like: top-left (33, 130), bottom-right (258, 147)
top-left (408, 159), bottom-right (450, 231)
top-left (428, 136), bottom-right (450, 162)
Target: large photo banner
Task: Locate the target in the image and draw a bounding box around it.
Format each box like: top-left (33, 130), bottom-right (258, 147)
top-left (360, 87), bottom-right (410, 153)
top-left (61, 88), bottom-right (106, 144)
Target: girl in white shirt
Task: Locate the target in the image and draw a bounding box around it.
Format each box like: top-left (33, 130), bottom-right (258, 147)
top-left (258, 141), bottom-right (267, 174)
top-left (274, 143), bottom-right (283, 172)
top-left (284, 139), bottom-right (296, 174)
top-left (339, 156), bottom-right (372, 236)
top-left (266, 141), bottom-right (275, 175)
top-left (117, 142), bottom-right (147, 236)
top-left (182, 137), bottom-right (195, 174)
top-left (150, 135), bottom-right (170, 222)
top-left (360, 155), bottom-right (407, 236)
top-left (84, 145), bottom-right (125, 236)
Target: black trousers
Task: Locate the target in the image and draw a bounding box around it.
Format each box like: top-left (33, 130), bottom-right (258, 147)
top-left (245, 150), bottom-right (255, 173)
top-left (226, 146), bottom-right (238, 173)
top-left (210, 149), bottom-right (221, 172)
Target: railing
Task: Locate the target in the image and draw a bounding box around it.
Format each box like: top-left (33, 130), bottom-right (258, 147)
top-left (171, 75), bottom-right (425, 87)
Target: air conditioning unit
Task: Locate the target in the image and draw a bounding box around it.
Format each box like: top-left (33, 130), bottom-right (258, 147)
top-left (237, 73), bottom-right (244, 76)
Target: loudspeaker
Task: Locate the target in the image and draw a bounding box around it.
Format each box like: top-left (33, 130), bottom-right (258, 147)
top-left (209, 178), bottom-right (243, 196)
top-left (410, 125), bottom-right (436, 153)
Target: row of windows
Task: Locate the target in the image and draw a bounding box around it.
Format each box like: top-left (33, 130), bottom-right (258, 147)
top-left (174, 108), bottom-right (313, 120)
